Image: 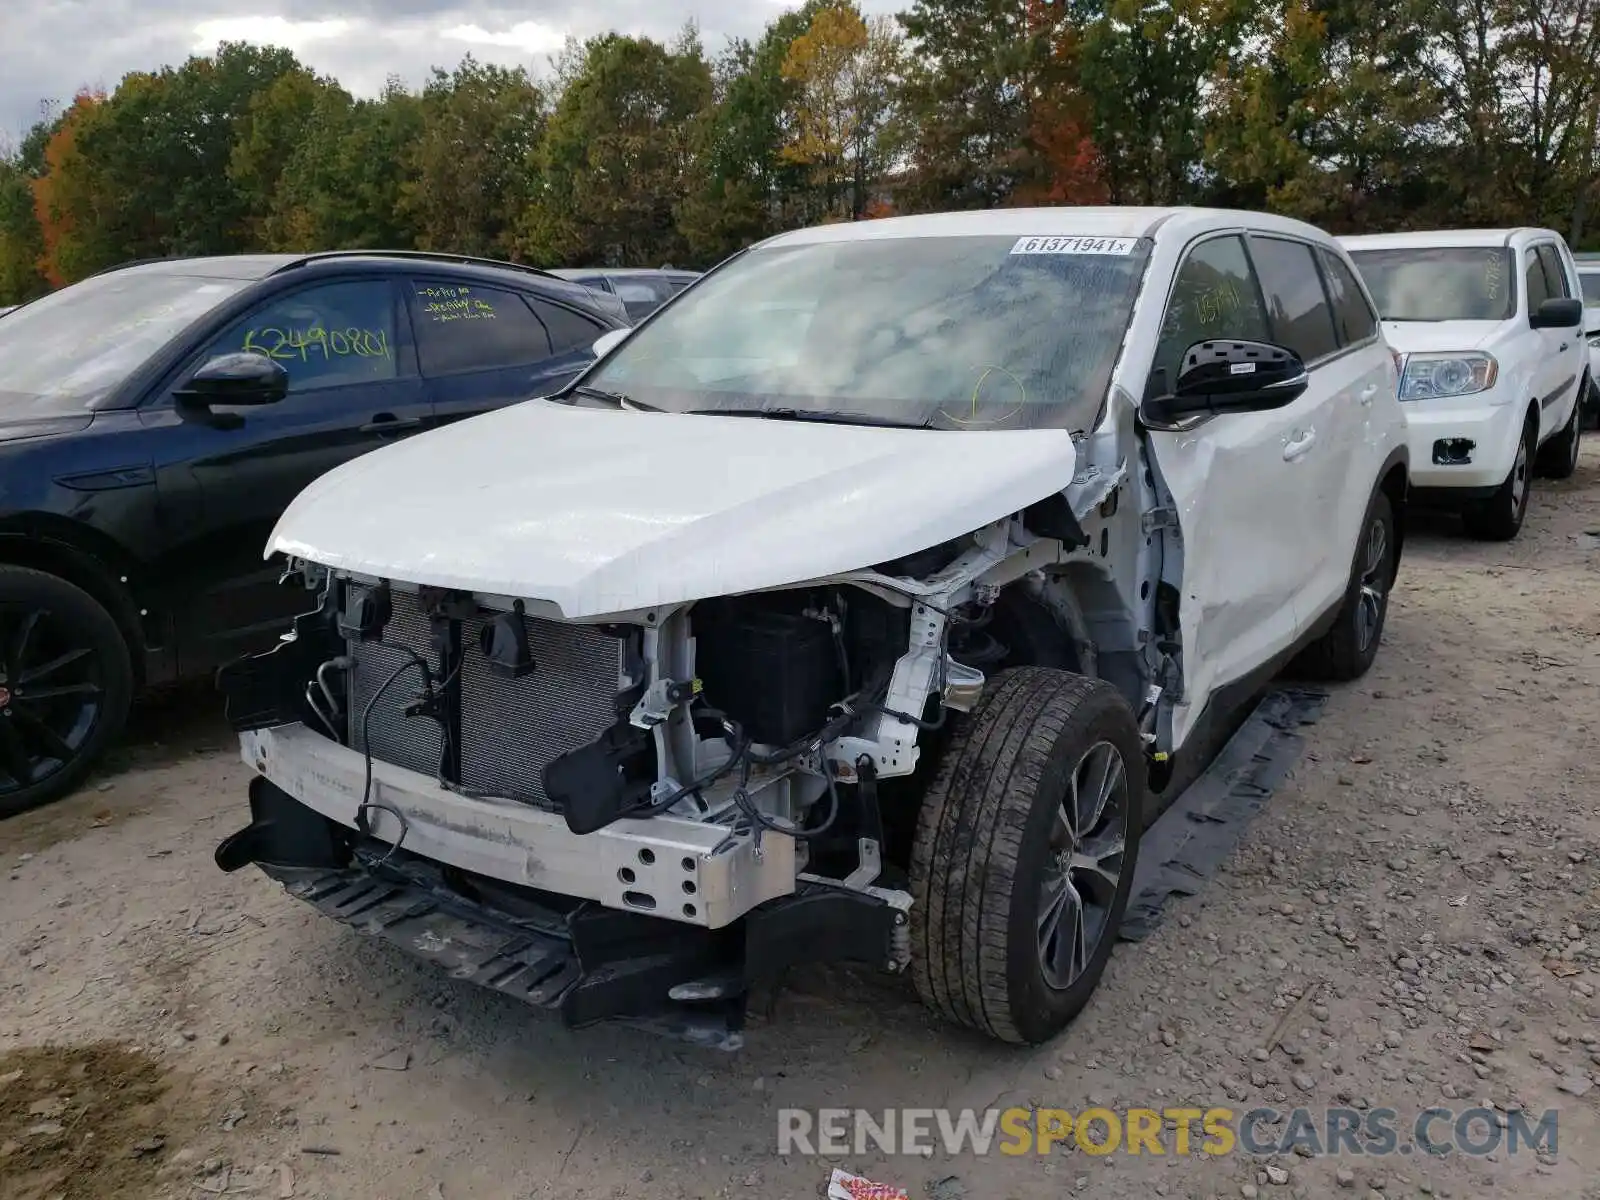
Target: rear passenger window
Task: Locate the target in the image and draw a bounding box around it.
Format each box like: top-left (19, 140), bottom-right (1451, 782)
top-left (612, 279), bottom-right (663, 305)
top-left (1535, 245), bottom-right (1571, 299)
top-left (530, 299), bottom-right (605, 354)
top-left (1525, 252), bottom-right (1553, 309)
top-left (1248, 236), bottom-right (1339, 363)
top-left (1152, 234), bottom-right (1273, 393)
top-left (1316, 249), bottom-right (1379, 346)
top-left (411, 280), bottom-right (552, 375)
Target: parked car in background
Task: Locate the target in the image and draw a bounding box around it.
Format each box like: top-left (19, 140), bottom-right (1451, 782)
top-left (1578, 257), bottom-right (1600, 426)
top-left (0, 250), bottom-right (626, 815)
top-left (1343, 229), bottom-right (1587, 540)
top-left (550, 268), bottom-right (700, 322)
top-left (215, 207), bottom-right (1409, 1048)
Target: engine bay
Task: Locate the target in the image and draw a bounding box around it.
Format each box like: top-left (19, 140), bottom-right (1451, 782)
top-left (219, 471), bottom-right (1173, 943)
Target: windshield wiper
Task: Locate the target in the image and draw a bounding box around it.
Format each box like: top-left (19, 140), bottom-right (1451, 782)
top-left (568, 384), bottom-right (663, 412)
top-left (689, 407), bottom-right (932, 430)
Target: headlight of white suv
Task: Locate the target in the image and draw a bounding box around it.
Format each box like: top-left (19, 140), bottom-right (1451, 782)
top-left (1398, 352), bottom-right (1498, 401)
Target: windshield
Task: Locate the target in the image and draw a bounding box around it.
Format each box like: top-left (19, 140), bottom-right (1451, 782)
top-left (1580, 271), bottom-right (1600, 305)
top-left (0, 270), bottom-right (252, 416)
top-left (1347, 247), bottom-right (1515, 322)
top-left (581, 234), bottom-right (1151, 431)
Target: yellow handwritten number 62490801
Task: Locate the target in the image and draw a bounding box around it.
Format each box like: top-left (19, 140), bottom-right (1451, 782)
top-left (243, 326), bottom-right (392, 362)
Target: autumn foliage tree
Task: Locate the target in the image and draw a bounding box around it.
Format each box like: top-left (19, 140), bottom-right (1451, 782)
top-left (399, 58), bottom-right (546, 260)
top-left (29, 90), bottom-right (107, 286)
top-left (519, 32), bottom-right (712, 267)
top-left (779, 1), bottom-right (906, 220)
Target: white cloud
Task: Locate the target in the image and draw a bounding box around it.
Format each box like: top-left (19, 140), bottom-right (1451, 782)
top-left (442, 21), bottom-right (568, 55)
top-left (190, 15), bottom-right (355, 55)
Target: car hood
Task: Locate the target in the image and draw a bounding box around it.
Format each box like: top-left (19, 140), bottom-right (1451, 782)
top-left (0, 412), bottom-right (95, 444)
top-left (1380, 320), bottom-right (1505, 354)
top-left (268, 399), bottom-right (1079, 618)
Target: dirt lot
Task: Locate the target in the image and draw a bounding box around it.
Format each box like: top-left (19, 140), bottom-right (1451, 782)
top-left (4, 445), bottom-right (1600, 1200)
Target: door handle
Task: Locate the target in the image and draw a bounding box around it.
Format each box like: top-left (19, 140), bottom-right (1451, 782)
top-left (1559, 342), bottom-right (1569, 352)
top-left (360, 414), bottom-right (424, 435)
top-left (1359, 384), bottom-right (1378, 406)
top-left (1282, 429), bottom-right (1317, 461)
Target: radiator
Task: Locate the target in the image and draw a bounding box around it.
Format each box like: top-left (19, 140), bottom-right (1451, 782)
top-left (348, 590), bottom-right (628, 806)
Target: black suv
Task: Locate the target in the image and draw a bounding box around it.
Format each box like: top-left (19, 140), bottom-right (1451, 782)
top-left (0, 250), bottom-right (627, 814)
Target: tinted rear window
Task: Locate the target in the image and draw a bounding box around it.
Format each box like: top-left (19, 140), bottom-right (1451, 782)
top-left (0, 271), bottom-right (251, 415)
top-left (1582, 272), bottom-right (1600, 304)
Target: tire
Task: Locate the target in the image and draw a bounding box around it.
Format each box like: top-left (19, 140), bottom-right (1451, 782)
top-left (0, 567), bottom-right (134, 817)
top-left (909, 667), bottom-right (1144, 1045)
top-left (1535, 385), bottom-right (1583, 480)
top-left (1293, 491), bottom-right (1397, 682)
top-left (1584, 376), bottom-right (1600, 431)
top-left (1462, 417), bottom-right (1535, 541)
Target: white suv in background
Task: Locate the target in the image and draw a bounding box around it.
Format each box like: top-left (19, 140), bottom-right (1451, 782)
top-left (1343, 229), bottom-right (1587, 540)
top-left (1578, 257), bottom-right (1600, 426)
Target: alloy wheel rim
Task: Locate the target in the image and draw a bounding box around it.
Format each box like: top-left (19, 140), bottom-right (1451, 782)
top-left (0, 604), bottom-right (105, 796)
top-left (1037, 740), bottom-right (1129, 990)
top-left (1355, 517), bottom-right (1390, 653)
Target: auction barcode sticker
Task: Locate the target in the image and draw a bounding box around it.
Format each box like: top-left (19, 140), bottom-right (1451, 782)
top-left (1010, 235), bottom-right (1136, 256)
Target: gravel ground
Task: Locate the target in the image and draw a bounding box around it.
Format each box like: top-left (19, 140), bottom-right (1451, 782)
top-left (3, 444), bottom-right (1599, 1200)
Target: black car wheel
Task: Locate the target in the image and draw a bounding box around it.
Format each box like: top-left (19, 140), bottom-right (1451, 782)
top-left (0, 567), bottom-right (134, 817)
top-left (910, 667), bottom-right (1144, 1045)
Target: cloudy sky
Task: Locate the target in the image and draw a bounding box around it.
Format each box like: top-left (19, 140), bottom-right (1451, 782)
top-left (0, 0), bottom-right (904, 146)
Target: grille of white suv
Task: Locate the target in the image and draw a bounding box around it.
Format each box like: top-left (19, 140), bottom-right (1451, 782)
top-left (347, 589), bottom-right (631, 806)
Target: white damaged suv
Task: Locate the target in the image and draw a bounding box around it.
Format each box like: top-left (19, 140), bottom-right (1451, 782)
top-left (1343, 229), bottom-right (1587, 540)
top-left (215, 208), bottom-right (1409, 1047)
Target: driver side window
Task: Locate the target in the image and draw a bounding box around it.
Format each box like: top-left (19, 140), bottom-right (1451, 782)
top-left (1524, 250), bottom-right (1553, 311)
top-left (205, 280), bottom-right (400, 393)
top-left (1152, 235), bottom-right (1272, 396)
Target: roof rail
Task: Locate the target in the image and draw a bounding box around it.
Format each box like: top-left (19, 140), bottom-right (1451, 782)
top-left (273, 249), bottom-right (565, 282)
top-left (84, 255), bottom-right (192, 279)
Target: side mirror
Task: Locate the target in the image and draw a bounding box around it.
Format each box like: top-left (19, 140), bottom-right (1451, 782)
top-left (1530, 297), bottom-right (1583, 330)
top-left (1142, 340), bottom-right (1309, 427)
top-left (176, 351), bottom-right (289, 407)
top-left (592, 328), bottom-right (630, 359)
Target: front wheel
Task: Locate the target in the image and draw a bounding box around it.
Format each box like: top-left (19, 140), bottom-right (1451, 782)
top-left (909, 667), bottom-right (1144, 1045)
top-left (1462, 419), bottom-right (1535, 541)
top-left (0, 567), bottom-right (134, 817)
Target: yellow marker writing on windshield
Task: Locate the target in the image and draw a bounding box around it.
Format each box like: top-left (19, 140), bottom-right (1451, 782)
top-left (938, 364), bottom-right (1026, 427)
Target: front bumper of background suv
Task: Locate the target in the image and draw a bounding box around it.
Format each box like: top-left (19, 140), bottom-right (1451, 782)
top-left (1402, 387), bottom-right (1525, 495)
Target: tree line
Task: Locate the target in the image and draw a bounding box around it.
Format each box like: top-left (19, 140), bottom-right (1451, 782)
top-left (1, 0), bottom-right (1597, 306)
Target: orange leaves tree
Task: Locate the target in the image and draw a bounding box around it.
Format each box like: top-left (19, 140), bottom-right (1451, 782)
top-left (896, 0), bottom-right (1109, 209)
top-left (30, 90), bottom-right (107, 287)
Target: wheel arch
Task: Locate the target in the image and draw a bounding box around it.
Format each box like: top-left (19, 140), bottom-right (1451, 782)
top-left (0, 517), bottom-right (149, 687)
